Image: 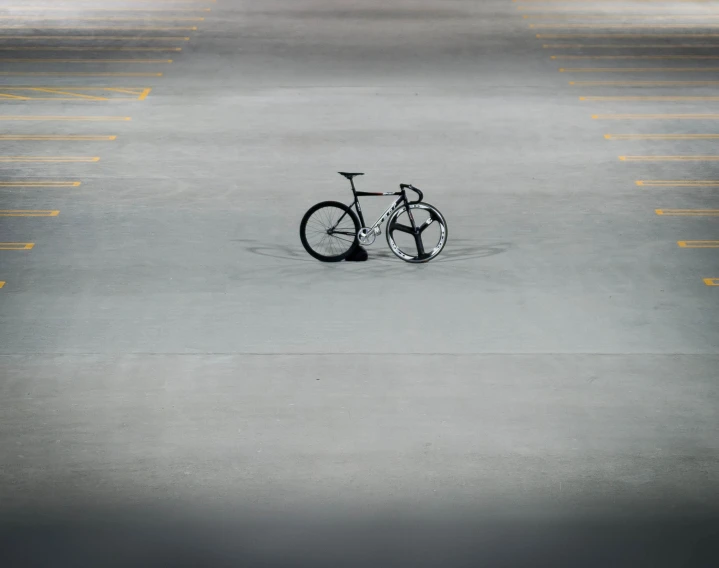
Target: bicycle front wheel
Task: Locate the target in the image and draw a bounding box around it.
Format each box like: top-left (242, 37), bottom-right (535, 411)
top-left (386, 202), bottom-right (447, 263)
top-left (300, 200), bottom-right (360, 262)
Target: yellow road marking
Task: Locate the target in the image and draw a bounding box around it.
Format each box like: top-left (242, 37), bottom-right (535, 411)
top-left (0, 87), bottom-right (151, 100)
top-left (553, 55), bottom-right (719, 59)
top-left (581, 96), bottom-right (719, 100)
top-left (574, 81), bottom-right (719, 85)
top-left (595, 114), bottom-right (719, 119)
top-left (547, 44), bottom-right (719, 48)
top-left (0, 210), bottom-right (59, 216)
top-left (0, 47), bottom-right (181, 51)
top-left (0, 59), bottom-right (172, 63)
top-left (0, 17), bottom-right (205, 21)
top-left (0, 115), bottom-right (130, 121)
top-left (0, 27), bottom-right (198, 31)
top-left (655, 209), bottom-right (719, 215)
top-left (0, 135), bottom-right (116, 140)
top-left (0, 281), bottom-right (4, 288)
top-left (678, 241), bottom-right (719, 247)
top-left (606, 134), bottom-right (719, 140)
top-left (0, 156), bottom-right (99, 162)
top-left (525, 15), bottom-right (719, 19)
top-left (0, 181), bottom-right (80, 187)
top-left (637, 180), bottom-right (719, 186)
top-left (621, 156), bottom-right (719, 161)
top-left (705, 278), bottom-right (719, 286)
top-left (5, 7), bottom-right (211, 11)
top-left (560, 67), bottom-right (719, 71)
top-left (532, 24), bottom-right (719, 28)
top-left (0, 243), bottom-right (33, 250)
top-left (0, 72), bottom-right (162, 76)
top-left (539, 34), bottom-right (719, 38)
top-left (0, 36), bottom-right (190, 41)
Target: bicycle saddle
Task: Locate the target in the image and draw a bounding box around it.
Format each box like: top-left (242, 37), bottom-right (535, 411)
top-left (338, 172), bottom-right (364, 180)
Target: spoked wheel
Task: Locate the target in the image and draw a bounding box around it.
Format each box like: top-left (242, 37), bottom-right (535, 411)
top-left (386, 202), bottom-right (447, 263)
top-left (300, 200), bottom-right (360, 262)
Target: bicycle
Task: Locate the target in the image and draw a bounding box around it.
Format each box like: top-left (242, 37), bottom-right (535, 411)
top-left (299, 172), bottom-right (448, 263)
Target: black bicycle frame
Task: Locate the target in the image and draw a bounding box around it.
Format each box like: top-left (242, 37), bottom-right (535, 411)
top-left (330, 178), bottom-right (428, 256)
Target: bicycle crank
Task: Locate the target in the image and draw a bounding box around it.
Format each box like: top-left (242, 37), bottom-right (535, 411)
top-left (357, 226), bottom-right (380, 245)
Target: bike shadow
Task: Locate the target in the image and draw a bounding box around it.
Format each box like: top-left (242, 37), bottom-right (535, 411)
top-left (234, 238), bottom-right (510, 264)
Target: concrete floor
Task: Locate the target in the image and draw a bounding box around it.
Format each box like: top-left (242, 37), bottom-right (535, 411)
top-left (0, 1), bottom-right (718, 565)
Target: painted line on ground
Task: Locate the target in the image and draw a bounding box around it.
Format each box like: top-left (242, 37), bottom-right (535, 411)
top-left (0, 87), bottom-right (151, 100)
top-left (0, 59), bottom-right (172, 63)
top-left (0, 27), bottom-right (198, 31)
top-left (0, 180), bottom-right (81, 187)
top-left (0, 156), bottom-right (99, 162)
top-left (0, 243), bottom-right (34, 250)
top-left (0, 36), bottom-right (190, 41)
top-left (655, 209), bottom-right (719, 215)
top-left (606, 134), bottom-right (719, 139)
top-left (0, 16), bottom-right (205, 21)
top-left (594, 114), bottom-right (719, 119)
top-left (581, 96), bottom-right (719, 100)
top-left (532, 24), bottom-right (719, 28)
top-left (4, 6), bottom-right (211, 11)
top-left (0, 210), bottom-right (59, 216)
top-left (0, 135), bottom-right (116, 140)
top-left (0, 47), bottom-right (182, 51)
top-left (547, 44), bottom-right (719, 48)
top-left (705, 278), bottom-right (719, 286)
top-left (574, 81), bottom-right (719, 85)
top-left (0, 281), bottom-right (4, 288)
top-left (637, 180), bottom-right (719, 186)
top-left (538, 34), bottom-right (719, 37)
top-left (560, 67), bottom-right (719, 72)
top-left (621, 155), bottom-right (719, 161)
top-left (0, 115), bottom-right (130, 121)
top-left (0, 72), bottom-right (162, 76)
top-left (678, 241), bottom-right (719, 247)
top-left (553, 55), bottom-right (719, 59)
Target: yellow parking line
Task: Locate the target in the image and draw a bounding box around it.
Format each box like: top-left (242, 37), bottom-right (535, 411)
top-left (553, 55), bottom-right (719, 59)
top-left (0, 181), bottom-right (81, 187)
top-left (574, 81), bottom-right (719, 85)
top-left (581, 96), bottom-right (719, 100)
top-left (532, 24), bottom-right (719, 28)
top-left (547, 44), bottom-right (719, 48)
top-left (606, 134), bottom-right (719, 140)
top-left (637, 180), bottom-right (719, 186)
top-left (0, 116), bottom-right (130, 121)
top-left (525, 15), bottom-right (719, 19)
top-left (0, 156), bottom-right (99, 162)
top-left (0, 243), bottom-right (34, 250)
top-left (0, 36), bottom-right (190, 41)
top-left (678, 241), bottom-right (719, 248)
top-left (0, 27), bottom-right (198, 31)
top-left (0, 59), bottom-right (172, 63)
top-left (705, 278), bottom-right (719, 286)
top-left (0, 210), bottom-right (59, 216)
top-left (655, 209), bottom-right (719, 215)
top-left (0, 87), bottom-right (151, 100)
top-left (0, 281), bottom-right (4, 288)
top-left (5, 7), bottom-right (211, 11)
top-left (0, 47), bottom-right (182, 52)
top-left (0, 135), bottom-right (116, 140)
top-left (538, 34), bottom-right (719, 38)
top-left (0, 17), bottom-right (205, 21)
top-left (622, 156), bottom-right (719, 161)
top-left (595, 114), bottom-right (719, 119)
top-left (0, 72), bottom-right (163, 76)
top-left (560, 67), bottom-right (719, 71)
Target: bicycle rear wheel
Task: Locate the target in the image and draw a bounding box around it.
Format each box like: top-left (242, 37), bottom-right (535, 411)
top-left (300, 200), bottom-right (360, 262)
top-left (386, 202), bottom-right (447, 263)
